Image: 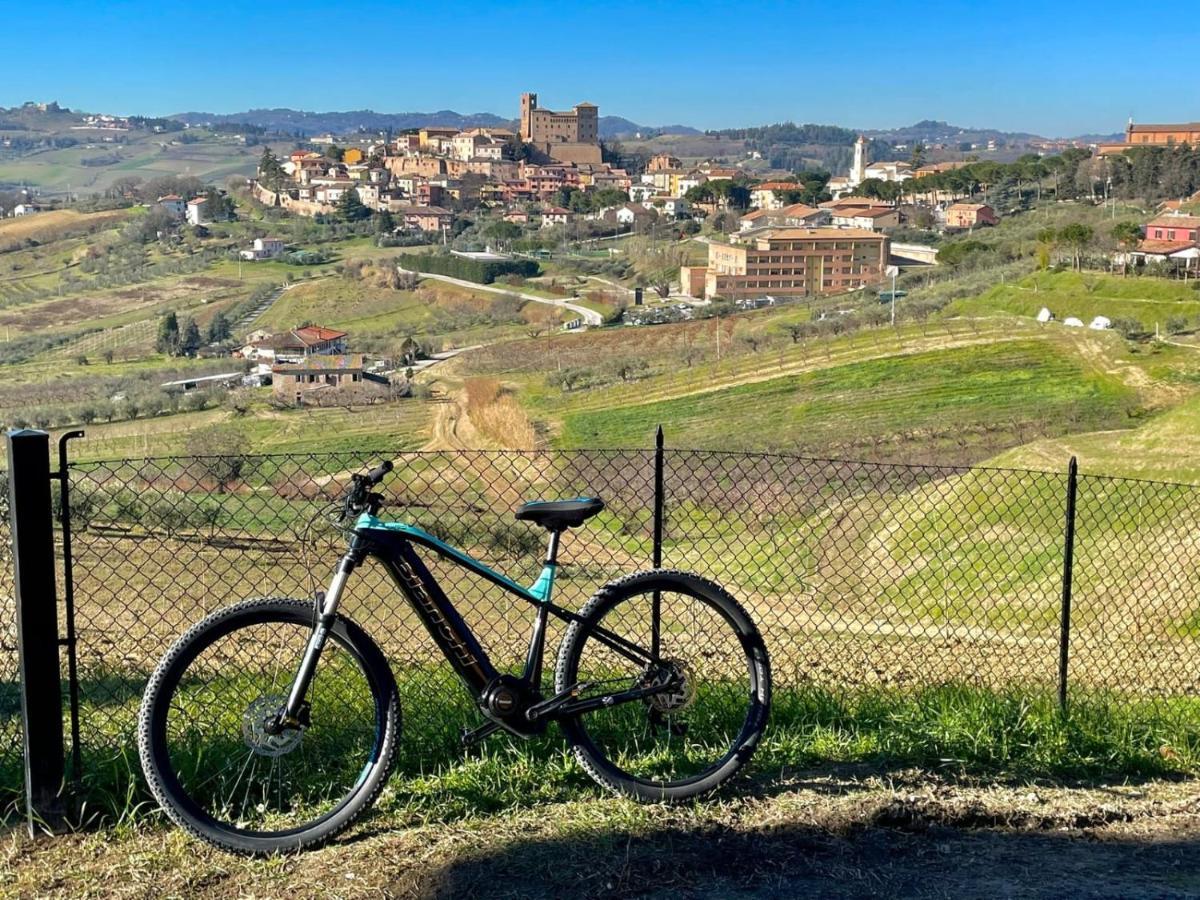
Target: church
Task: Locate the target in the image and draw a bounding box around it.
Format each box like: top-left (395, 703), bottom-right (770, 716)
top-left (827, 135), bottom-right (913, 198)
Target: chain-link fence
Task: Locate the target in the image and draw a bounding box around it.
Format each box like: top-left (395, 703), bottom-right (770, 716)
top-left (4, 446), bottom-right (1200, 808)
top-left (0, 484), bottom-right (15, 800)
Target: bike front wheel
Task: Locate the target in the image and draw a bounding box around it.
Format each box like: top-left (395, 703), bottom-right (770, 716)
top-left (138, 598), bottom-right (400, 855)
top-left (555, 570), bottom-right (771, 802)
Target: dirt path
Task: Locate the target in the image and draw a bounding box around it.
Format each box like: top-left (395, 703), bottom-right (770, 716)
top-left (424, 390), bottom-right (475, 451)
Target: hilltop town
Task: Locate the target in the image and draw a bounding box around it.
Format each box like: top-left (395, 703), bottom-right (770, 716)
top-left (0, 92), bottom-right (1198, 471)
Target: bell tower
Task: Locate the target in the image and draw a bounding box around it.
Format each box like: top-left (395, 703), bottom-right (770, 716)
top-left (520, 93), bottom-right (538, 142)
top-left (852, 135), bottom-right (867, 186)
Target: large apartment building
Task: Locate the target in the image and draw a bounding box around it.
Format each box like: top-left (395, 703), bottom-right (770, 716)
top-left (518, 92), bottom-right (601, 165)
top-left (680, 228), bottom-right (889, 301)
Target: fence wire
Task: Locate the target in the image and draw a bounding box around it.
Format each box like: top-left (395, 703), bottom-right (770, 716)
top-left (3, 448), bottom-right (1200, 805)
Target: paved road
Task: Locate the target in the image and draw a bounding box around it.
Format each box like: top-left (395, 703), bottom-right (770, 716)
top-left (400, 267), bottom-right (603, 327)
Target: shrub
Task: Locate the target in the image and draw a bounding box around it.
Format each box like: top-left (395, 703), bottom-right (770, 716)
top-left (407, 253), bottom-right (540, 285)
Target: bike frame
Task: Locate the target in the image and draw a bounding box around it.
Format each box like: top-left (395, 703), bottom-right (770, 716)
top-left (279, 512), bottom-right (666, 734)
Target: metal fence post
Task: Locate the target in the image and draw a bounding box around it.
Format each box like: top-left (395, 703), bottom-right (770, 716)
top-left (652, 425), bottom-right (664, 569)
top-left (6, 429), bottom-right (68, 834)
top-left (1058, 456), bottom-right (1079, 713)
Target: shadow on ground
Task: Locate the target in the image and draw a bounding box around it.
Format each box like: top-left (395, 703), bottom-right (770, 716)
top-left (404, 813), bottom-right (1200, 899)
top-left (385, 769), bottom-right (1200, 900)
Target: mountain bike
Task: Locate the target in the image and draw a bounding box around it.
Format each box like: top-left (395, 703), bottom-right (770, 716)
top-left (138, 461), bottom-right (772, 854)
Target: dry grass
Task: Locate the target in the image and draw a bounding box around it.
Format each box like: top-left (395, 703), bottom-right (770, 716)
top-left (0, 209), bottom-right (129, 253)
top-left (6, 771), bottom-right (1200, 898)
top-left (463, 378), bottom-right (538, 450)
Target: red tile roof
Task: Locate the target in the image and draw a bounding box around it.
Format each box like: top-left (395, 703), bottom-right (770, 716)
top-left (295, 325), bottom-right (348, 343)
top-left (1136, 239), bottom-right (1199, 254)
top-left (1147, 215), bottom-right (1200, 230)
top-left (272, 354), bottom-right (364, 373)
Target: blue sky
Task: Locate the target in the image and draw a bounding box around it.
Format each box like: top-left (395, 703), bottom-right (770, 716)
top-left (0, 0), bottom-right (1188, 136)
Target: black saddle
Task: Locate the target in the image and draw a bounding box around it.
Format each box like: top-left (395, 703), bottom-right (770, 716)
top-left (515, 497), bottom-right (605, 531)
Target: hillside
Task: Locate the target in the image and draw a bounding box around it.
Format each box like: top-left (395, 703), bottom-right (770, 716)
top-left (170, 108), bottom-right (700, 139)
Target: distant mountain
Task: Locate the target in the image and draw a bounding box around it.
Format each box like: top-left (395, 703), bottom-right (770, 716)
top-left (172, 108), bottom-right (700, 140)
top-left (599, 116), bottom-right (700, 139)
top-left (170, 108), bottom-right (513, 135)
top-left (863, 120), bottom-right (1047, 145)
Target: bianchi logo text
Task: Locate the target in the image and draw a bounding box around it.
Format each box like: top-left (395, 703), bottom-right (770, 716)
top-left (394, 556), bottom-right (483, 674)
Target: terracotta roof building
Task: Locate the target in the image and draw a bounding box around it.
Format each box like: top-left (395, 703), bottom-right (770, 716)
top-left (680, 228), bottom-right (889, 301)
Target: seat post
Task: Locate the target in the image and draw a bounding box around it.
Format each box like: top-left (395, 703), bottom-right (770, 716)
top-left (545, 530), bottom-right (562, 565)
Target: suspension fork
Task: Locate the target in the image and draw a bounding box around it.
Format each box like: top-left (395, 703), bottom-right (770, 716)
top-left (276, 549), bottom-right (360, 727)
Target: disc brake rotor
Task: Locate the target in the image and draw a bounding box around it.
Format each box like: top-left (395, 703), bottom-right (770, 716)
top-left (242, 694), bottom-right (304, 757)
top-left (641, 658), bottom-right (697, 714)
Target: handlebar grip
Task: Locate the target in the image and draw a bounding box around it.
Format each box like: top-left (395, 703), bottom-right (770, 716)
top-left (365, 460), bottom-right (394, 485)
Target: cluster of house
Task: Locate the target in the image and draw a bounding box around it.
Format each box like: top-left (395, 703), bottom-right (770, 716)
top-left (231, 325), bottom-right (410, 404)
top-left (1117, 206), bottom-right (1200, 273)
top-left (153, 193), bottom-right (218, 226)
top-left (249, 92), bottom-right (638, 233)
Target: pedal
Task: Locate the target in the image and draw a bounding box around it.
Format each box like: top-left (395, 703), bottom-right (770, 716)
top-left (524, 682), bottom-right (592, 722)
top-left (460, 720), bottom-right (501, 747)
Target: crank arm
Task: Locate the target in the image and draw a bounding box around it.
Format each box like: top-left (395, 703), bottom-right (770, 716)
top-left (557, 679), bottom-right (682, 717)
top-left (524, 681), bottom-right (594, 722)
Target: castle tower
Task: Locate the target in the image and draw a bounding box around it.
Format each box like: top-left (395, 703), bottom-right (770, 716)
top-left (851, 135), bottom-right (867, 186)
top-left (520, 92), bottom-right (538, 142)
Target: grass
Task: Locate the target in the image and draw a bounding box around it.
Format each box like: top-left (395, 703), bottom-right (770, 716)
top-left (5, 681), bottom-right (1198, 827)
top-left (552, 339), bottom-right (1139, 460)
top-left (30, 398), bottom-right (435, 463)
top-left (951, 270), bottom-right (1200, 327)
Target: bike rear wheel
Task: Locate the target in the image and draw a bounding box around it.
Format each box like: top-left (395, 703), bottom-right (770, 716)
top-left (555, 570), bottom-right (770, 802)
top-left (138, 598), bottom-right (400, 855)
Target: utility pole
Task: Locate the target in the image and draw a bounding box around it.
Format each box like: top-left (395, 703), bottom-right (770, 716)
top-left (886, 264), bottom-right (900, 326)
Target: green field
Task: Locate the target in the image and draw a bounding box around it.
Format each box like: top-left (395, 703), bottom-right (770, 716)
top-left (1, 131), bottom-right (290, 195)
top-left (951, 270), bottom-right (1200, 328)
top-left (544, 338), bottom-right (1135, 459)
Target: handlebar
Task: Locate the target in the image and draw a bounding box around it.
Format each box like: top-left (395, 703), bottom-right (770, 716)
top-left (364, 460), bottom-right (393, 486)
top-left (340, 460), bottom-right (394, 521)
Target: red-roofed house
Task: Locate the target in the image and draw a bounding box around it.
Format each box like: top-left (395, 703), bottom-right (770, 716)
top-left (1145, 215), bottom-right (1200, 243)
top-left (831, 206), bottom-right (900, 231)
top-left (945, 203), bottom-right (999, 229)
top-left (243, 326), bottom-right (348, 363)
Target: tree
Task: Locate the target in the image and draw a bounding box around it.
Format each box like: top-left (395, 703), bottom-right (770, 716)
top-left (1112, 221), bottom-right (1143, 275)
top-left (1059, 223), bottom-right (1095, 271)
top-left (651, 269), bottom-right (676, 299)
top-left (206, 310), bottom-right (232, 344)
top-left (484, 220), bottom-right (522, 246)
top-left (156, 311), bottom-right (180, 355)
top-left (200, 187), bottom-right (235, 222)
top-left (185, 425), bottom-right (254, 492)
top-left (910, 143), bottom-right (926, 168)
top-left (180, 317), bottom-right (203, 356)
top-left (523, 304), bottom-right (558, 337)
top-left (374, 209), bottom-right (395, 234)
top-left (336, 187), bottom-right (371, 222)
top-left (258, 147), bottom-right (287, 191)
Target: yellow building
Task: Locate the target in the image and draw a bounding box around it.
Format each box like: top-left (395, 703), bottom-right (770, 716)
top-left (682, 228), bottom-right (889, 301)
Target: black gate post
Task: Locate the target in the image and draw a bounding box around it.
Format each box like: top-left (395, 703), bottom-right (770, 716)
top-left (1057, 456), bottom-right (1079, 713)
top-left (6, 429), bottom-right (68, 833)
top-left (652, 425), bottom-right (664, 570)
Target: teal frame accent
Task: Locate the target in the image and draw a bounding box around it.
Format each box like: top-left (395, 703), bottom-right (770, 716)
top-left (528, 564), bottom-right (556, 603)
top-left (355, 513), bottom-right (551, 604)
